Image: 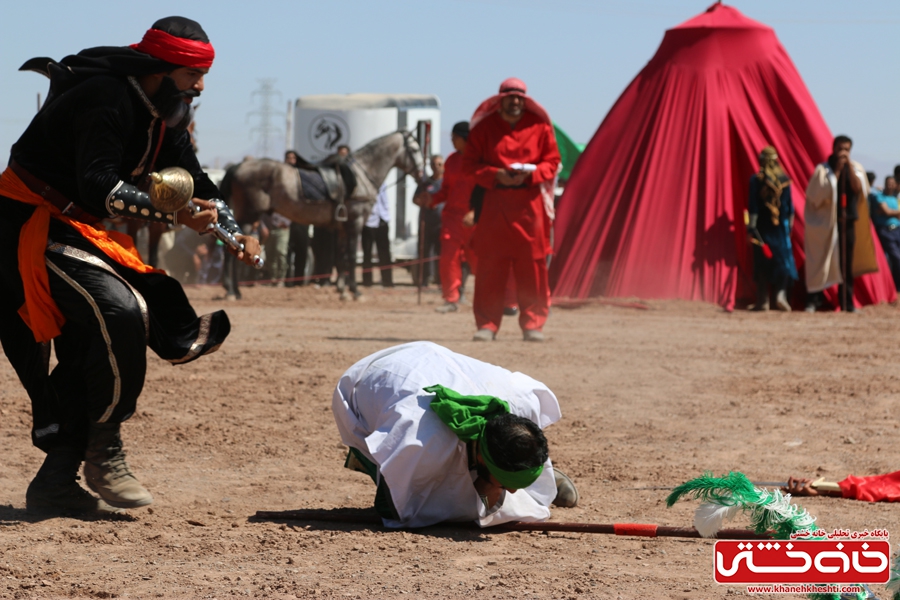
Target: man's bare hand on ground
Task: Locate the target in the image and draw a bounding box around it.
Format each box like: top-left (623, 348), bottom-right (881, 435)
top-left (783, 476), bottom-right (820, 496)
top-left (178, 198), bottom-right (218, 233)
top-left (474, 475), bottom-right (503, 508)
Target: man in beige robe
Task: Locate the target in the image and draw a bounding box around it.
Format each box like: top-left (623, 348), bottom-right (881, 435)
top-left (804, 135), bottom-right (877, 312)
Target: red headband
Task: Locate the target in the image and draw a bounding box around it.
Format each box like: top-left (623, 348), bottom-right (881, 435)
top-left (131, 28), bottom-right (215, 69)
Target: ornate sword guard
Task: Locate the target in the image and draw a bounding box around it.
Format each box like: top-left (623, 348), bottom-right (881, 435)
top-left (148, 166), bottom-right (194, 213)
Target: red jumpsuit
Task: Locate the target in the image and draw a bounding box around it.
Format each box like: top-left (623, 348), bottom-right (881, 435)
top-left (462, 110), bottom-right (560, 333)
top-left (431, 151), bottom-right (477, 304)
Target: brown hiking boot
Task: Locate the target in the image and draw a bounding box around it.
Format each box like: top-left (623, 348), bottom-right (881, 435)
top-left (84, 423), bottom-right (152, 509)
top-left (26, 448), bottom-right (121, 514)
top-left (552, 469), bottom-right (579, 508)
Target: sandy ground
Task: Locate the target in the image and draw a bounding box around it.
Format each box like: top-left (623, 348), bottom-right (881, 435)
top-left (0, 276), bottom-right (897, 599)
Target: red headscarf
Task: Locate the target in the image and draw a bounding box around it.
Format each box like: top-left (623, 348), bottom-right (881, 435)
top-left (470, 77), bottom-right (551, 129)
top-left (131, 26), bottom-right (215, 69)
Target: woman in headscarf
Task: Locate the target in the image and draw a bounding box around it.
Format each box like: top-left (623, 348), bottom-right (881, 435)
top-left (747, 146), bottom-right (798, 311)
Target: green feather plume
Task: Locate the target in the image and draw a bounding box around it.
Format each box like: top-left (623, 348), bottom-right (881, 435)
top-left (666, 471), bottom-right (816, 538)
top-left (667, 471), bottom-right (871, 600)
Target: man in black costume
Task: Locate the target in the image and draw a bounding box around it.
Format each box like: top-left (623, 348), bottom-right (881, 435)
top-left (0, 17), bottom-right (261, 513)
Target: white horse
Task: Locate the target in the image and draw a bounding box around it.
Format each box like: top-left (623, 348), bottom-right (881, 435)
top-left (224, 130), bottom-right (425, 299)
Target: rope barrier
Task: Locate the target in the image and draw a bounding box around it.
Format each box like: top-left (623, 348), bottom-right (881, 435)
top-left (199, 255), bottom-right (440, 287)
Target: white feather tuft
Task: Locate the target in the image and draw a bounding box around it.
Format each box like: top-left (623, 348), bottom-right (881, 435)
top-left (752, 489), bottom-right (816, 533)
top-left (694, 502), bottom-right (740, 538)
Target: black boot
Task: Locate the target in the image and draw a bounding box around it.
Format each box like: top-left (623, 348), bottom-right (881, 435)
top-left (26, 447), bottom-right (119, 514)
top-left (752, 282), bottom-right (769, 311)
top-left (84, 423), bottom-right (152, 509)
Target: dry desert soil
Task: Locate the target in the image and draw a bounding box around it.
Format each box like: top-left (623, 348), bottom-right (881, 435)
top-left (1, 280), bottom-right (897, 599)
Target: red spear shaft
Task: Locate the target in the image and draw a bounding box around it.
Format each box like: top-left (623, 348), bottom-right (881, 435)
top-left (253, 510), bottom-right (771, 540)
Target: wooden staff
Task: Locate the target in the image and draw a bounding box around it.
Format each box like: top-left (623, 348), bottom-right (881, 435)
top-left (253, 509), bottom-right (771, 540)
top-left (840, 191), bottom-right (848, 311)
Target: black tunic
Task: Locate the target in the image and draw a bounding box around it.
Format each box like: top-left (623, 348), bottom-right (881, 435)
top-left (0, 69), bottom-right (229, 452)
top-left (10, 73), bottom-right (218, 218)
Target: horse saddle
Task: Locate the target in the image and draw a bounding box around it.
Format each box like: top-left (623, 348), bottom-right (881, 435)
top-left (294, 156), bottom-right (356, 203)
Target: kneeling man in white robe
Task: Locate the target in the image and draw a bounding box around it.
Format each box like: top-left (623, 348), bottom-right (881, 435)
top-left (332, 341), bottom-right (577, 529)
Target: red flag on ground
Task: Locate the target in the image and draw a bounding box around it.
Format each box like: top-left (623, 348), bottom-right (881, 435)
top-left (839, 471), bottom-right (900, 502)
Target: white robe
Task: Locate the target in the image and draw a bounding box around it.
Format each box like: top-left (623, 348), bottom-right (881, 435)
top-left (804, 160), bottom-right (876, 293)
top-left (332, 341), bottom-right (561, 529)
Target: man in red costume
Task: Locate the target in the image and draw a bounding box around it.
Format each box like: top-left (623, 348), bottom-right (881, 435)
top-left (417, 121), bottom-right (477, 313)
top-left (463, 78), bottom-right (560, 342)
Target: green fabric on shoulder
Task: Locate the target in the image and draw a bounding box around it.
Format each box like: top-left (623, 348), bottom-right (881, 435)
top-left (425, 384), bottom-right (510, 442)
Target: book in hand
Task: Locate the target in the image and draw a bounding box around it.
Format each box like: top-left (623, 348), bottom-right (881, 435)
top-left (508, 163), bottom-right (537, 172)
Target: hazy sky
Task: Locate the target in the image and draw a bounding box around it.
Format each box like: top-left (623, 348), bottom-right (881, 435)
top-left (2, 1), bottom-right (899, 177)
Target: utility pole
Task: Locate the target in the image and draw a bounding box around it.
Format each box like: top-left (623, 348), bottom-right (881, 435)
top-left (285, 99), bottom-right (293, 152)
top-left (247, 78), bottom-right (284, 159)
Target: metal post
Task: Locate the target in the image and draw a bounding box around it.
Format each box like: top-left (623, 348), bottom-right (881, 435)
top-left (416, 120), bottom-right (431, 305)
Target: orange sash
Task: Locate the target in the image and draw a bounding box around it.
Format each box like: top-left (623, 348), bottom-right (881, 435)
top-left (0, 168), bottom-right (160, 342)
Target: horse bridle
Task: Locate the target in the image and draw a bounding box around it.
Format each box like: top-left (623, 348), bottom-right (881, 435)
top-left (348, 130), bottom-right (424, 192)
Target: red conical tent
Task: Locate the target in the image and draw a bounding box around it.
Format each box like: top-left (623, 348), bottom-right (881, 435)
top-left (550, 3), bottom-right (896, 310)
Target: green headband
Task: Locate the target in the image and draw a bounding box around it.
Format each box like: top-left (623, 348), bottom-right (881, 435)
top-left (478, 434), bottom-right (544, 490)
top-left (425, 384), bottom-right (544, 490)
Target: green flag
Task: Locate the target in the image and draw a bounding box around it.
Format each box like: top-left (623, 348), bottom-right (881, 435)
top-left (553, 122), bottom-right (585, 182)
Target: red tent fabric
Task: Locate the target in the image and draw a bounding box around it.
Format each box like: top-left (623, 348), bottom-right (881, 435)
top-left (550, 3), bottom-right (896, 310)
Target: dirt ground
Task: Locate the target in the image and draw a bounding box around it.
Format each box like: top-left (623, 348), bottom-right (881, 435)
top-left (1, 276), bottom-right (897, 600)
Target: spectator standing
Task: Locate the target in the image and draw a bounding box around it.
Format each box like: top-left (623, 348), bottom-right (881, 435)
top-left (261, 210), bottom-right (292, 286)
top-left (869, 175), bottom-right (900, 290)
top-left (462, 78), bottom-right (560, 342)
top-left (417, 122), bottom-right (477, 313)
top-left (413, 155), bottom-right (444, 286)
top-left (804, 135), bottom-right (868, 312)
top-left (747, 146), bottom-right (797, 311)
top-left (361, 183), bottom-right (394, 287)
top-left (284, 150), bottom-right (311, 287)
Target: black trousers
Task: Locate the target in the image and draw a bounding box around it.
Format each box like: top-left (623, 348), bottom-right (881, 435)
top-left (311, 226), bottom-right (337, 285)
top-left (837, 218), bottom-right (856, 310)
top-left (0, 197), bottom-right (230, 453)
top-left (288, 222), bottom-right (311, 286)
top-left (361, 220), bottom-right (393, 287)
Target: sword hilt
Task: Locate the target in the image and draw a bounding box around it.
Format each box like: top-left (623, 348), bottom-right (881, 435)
top-left (190, 202), bottom-right (264, 270)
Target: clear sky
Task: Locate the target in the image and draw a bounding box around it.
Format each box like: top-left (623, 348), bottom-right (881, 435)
top-left (2, 1), bottom-right (899, 178)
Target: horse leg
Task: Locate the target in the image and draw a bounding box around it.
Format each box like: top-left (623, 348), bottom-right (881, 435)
top-left (335, 225), bottom-right (350, 300)
top-left (345, 215), bottom-right (364, 300)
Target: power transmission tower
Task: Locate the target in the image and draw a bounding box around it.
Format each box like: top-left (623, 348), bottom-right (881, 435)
top-left (247, 78), bottom-right (284, 159)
